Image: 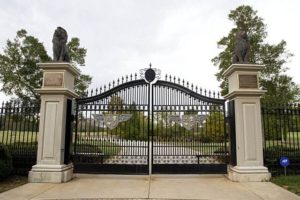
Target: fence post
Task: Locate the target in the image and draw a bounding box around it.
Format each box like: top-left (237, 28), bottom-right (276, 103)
top-left (28, 62), bottom-right (80, 183)
top-left (223, 64), bottom-right (271, 182)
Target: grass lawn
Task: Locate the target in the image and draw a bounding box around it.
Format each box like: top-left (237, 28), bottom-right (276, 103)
top-left (73, 140), bottom-right (121, 156)
top-left (0, 130), bottom-right (37, 144)
top-left (271, 175), bottom-right (300, 196)
top-left (265, 132), bottom-right (300, 148)
top-left (179, 141), bottom-right (228, 154)
top-left (0, 175), bottom-right (27, 193)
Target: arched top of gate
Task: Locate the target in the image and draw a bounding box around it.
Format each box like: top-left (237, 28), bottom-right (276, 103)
top-left (76, 78), bottom-right (147, 104)
top-left (76, 67), bottom-right (224, 105)
top-left (154, 78), bottom-right (225, 105)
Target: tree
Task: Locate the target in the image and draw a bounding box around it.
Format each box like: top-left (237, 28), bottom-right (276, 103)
top-left (127, 102), bottom-right (148, 140)
top-left (68, 37), bottom-right (92, 97)
top-left (106, 98), bottom-right (149, 140)
top-left (0, 29), bottom-right (92, 104)
top-left (107, 95), bottom-right (125, 113)
top-left (202, 110), bottom-right (225, 143)
top-left (212, 5), bottom-right (300, 103)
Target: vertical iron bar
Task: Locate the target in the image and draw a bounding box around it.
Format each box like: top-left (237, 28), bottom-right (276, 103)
top-left (9, 102), bottom-right (15, 150)
top-left (16, 103), bottom-right (22, 155)
top-left (223, 103), bottom-right (227, 162)
top-left (19, 104), bottom-right (27, 155)
top-left (295, 104), bottom-right (300, 151)
top-left (4, 103), bottom-right (9, 145)
top-left (27, 104), bottom-right (32, 154)
top-left (12, 102), bottom-right (19, 151)
top-left (79, 104), bottom-right (84, 158)
top-left (74, 102), bottom-right (79, 155)
top-left (148, 83), bottom-right (151, 174)
top-left (0, 102), bottom-right (4, 143)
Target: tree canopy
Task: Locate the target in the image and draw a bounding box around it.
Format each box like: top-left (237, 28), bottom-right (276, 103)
top-left (0, 29), bottom-right (92, 104)
top-left (212, 5), bottom-right (300, 103)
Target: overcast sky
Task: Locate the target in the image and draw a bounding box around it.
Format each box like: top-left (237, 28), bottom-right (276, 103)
top-left (0, 0), bottom-right (300, 101)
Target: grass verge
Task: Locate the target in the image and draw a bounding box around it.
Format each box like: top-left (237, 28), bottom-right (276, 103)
top-left (0, 175), bottom-right (27, 193)
top-left (271, 175), bottom-right (300, 196)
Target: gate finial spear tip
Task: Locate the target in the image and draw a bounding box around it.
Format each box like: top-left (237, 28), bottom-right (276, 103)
top-left (149, 63), bottom-right (152, 68)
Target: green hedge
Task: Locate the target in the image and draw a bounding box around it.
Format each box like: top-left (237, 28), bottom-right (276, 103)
top-left (0, 144), bottom-right (13, 180)
top-left (264, 146), bottom-right (300, 175)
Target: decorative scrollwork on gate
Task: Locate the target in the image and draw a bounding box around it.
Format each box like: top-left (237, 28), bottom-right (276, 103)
top-left (140, 65), bottom-right (161, 83)
top-left (168, 114), bottom-right (207, 130)
top-left (92, 114), bottom-right (132, 130)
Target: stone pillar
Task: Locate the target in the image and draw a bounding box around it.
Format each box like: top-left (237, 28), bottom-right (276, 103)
top-left (223, 64), bottom-right (271, 182)
top-left (29, 62), bottom-right (80, 183)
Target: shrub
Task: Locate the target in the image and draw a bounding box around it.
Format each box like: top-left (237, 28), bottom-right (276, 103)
top-left (0, 144), bottom-right (13, 180)
top-left (264, 146), bottom-right (300, 158)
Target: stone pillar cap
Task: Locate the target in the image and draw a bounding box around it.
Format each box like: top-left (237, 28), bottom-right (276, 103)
top-left (37, 62), bottom-right (80, 76)
top-left (223, 64), bottom-right (265, 77)
top-left (35, 88), bottom-right (79, 98)
top-left (224, 90), bottom-right (267, 100)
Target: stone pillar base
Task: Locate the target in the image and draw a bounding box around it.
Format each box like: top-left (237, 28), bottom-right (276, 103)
top-left (28, 163), bottom-right (73, 183)
top-left (227, 166), bottom-right (271, 182)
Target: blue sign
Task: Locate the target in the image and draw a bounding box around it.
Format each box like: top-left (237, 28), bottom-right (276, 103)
top-left (280, 157), bottom-right (290, 167)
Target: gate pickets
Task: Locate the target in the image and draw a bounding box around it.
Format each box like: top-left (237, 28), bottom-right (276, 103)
top-left (72, 68), bottom-right (229, 174)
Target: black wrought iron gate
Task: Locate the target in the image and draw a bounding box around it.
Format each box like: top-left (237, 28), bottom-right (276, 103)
top-left (72, 68), bottom-right (228, 174)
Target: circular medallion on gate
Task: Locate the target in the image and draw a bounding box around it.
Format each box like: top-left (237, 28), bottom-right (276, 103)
top-left (145, 68), bottom-right (156, 83)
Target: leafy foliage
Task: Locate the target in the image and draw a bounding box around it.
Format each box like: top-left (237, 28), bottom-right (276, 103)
top-left (0, 29), bottom-right (92, 104)
top-left (108, 95), bottom-right (125, 113)
top-left (67, 37), bottom-right (92, 98)
top-left (202, 110), bottom-right (225, 142)
top-left (0, 30), bottom-right (50, 104)
top-left (106, 99), bottom-right (148, 140)
top-left (211, 5), bottom-right (300, 103)
top-left (85, 96), bottom-right (226, 142)
top-left (153, 110), bottom-right (187, 139)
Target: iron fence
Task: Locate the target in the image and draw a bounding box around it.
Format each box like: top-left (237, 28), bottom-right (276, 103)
top-left (1, 97), bottom-right (300, 176)
top-left (262, 102), bottom-right (300, 175)
top-left (0, 101), bottom-right (39, 175)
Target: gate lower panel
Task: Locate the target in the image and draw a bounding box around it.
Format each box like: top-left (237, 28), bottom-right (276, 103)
top-left (73, 163), bottom-right (148, 174)
top-left (152, 164), bottom-right (227, 174)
